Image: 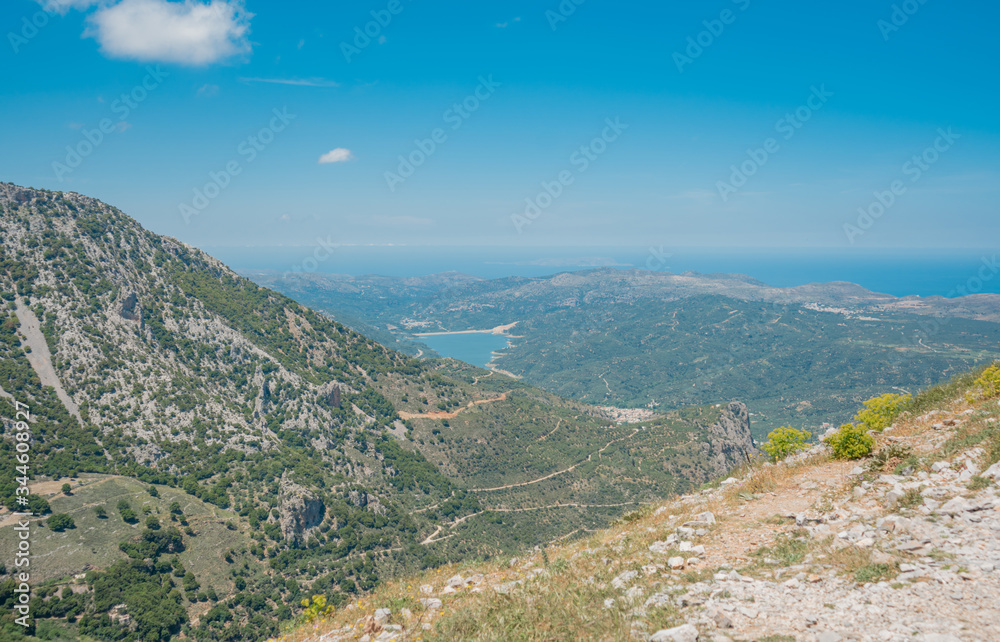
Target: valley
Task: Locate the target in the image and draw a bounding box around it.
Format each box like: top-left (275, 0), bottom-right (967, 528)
top-left (250, 270), bottom-right (1000, 439)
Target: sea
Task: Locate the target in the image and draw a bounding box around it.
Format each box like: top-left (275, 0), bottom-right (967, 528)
top-left (210, 245), bottom-right (1000, 299)
top-left (213, 245), bottom-right (1000, 368)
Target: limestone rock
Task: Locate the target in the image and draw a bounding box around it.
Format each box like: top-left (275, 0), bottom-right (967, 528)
top-left (278, 474), bottom-right (325, 543)
top-left (649, 623), bottom-right (699, 642)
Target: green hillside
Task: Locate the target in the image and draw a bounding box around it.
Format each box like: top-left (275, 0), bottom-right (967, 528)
top-left (251, 270), bottom-right (1000, 439)
top-left (0, 184), bottom-right (757, 640)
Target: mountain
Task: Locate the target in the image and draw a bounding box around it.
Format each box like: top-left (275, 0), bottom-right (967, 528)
top-left (0, 183), bottom-right (756, 641)
top-left (249, 269), bottom-right (1000, 438)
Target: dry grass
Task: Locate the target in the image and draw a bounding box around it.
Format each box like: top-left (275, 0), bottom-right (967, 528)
top-left (270, 500), bottom-right (710, 642)
top-left (720, 453), bottom-right (827, 505)
top-left (276, 372), bottom-right (1000, 642)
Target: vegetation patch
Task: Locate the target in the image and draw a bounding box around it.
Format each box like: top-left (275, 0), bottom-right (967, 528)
top-left (761, 426), bottom-right (812, 462)
top-left (825, 424), bottom-right (875, 460)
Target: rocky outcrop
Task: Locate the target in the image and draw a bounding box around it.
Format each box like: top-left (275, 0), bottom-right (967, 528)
top-left (701, 401), bottom-right (759, 477)
top-left (120, 292), bottom-right (141, 322)
top-left (348, 489), bottom-right (386, 516)
top-left (327, 385), bottom-right (342, 408)
top-left (278, 474), bottom-right (325, 543)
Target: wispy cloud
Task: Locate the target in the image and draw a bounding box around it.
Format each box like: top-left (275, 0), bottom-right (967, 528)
top-left (196, 83), bottom-right (220, 98)
top-left (238, 76), bottom-right (340, 88)
top-left (84, 0), bottom-right (252, 66)
top-left (36, 0), bottom-right (101, 14)
top-left (496, 17), bottom-right (521, 28)
top-left (318, 148), bottom-right (354, 164)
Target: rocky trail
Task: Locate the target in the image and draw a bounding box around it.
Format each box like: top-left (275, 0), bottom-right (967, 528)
top-left (398, 392), bottom-right (509, 420)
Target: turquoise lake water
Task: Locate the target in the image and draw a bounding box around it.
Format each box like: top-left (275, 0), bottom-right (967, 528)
top-left (417, 333), bottom-right (511, 368)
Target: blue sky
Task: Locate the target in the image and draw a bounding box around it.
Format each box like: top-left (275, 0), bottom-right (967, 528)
top-left (2, 0), bottom-right (998, 250)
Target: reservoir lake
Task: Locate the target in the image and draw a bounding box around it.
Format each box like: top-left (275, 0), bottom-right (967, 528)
top-left (417, 333), bottom-right (511, 369)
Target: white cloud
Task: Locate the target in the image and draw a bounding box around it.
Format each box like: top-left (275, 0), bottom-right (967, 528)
top-left (37, 0), bottom-right (101, 14)
top-left (318, 148), bottom-right (354, 164)
top-left (85, 0), bottom-right (252, 66)
top-left (238, 76), bottom-right (339, 88)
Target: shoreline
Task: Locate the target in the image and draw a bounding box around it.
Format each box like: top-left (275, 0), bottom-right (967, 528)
top-left (413, 321), bottom-right (520, 338)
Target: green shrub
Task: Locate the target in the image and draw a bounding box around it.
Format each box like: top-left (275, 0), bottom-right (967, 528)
top-left (967, 364), bottom-right (1000, 403)
top-left (855, 393), bottom-right (911, 431)
top-left (299, 595), bottom-right (332, 624)
top-left (761, 426), bottom-right (812, 461)
top-left (825, 424), bottom-right (875, 460)
top-left (46, 513), bottom-right (75, 532)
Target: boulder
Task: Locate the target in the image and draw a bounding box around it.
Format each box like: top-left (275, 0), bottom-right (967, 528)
top-left (612, 570), bottom-right (638, 589)
top-left (649, 623), bottom-right (699, 642)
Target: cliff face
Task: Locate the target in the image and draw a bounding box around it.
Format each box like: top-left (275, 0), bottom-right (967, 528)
top-left (278, 476), bottom-right (325, 543)
top-left (701, 401), bottom-right (759, 477)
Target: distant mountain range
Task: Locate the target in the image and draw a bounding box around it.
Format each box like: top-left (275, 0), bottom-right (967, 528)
top-left (249, 268), bottom-right (1000, 438)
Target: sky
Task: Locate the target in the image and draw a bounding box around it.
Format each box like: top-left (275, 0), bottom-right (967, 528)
top-left (1, 0), bottom-right (998, 251)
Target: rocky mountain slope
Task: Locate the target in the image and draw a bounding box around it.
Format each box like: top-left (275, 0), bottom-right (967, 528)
top-left (0, 183), bottom-right (758, 640)
top-left (282, 364), bottom-right (1000, 642)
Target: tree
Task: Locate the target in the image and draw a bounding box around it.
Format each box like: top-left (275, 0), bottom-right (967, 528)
top-left (94, 506), bottom-right (107, 519)
top-left (61, 483), bottom-right (72, 495)
top-left (26, 494), bottom-right (51, 515)
top-left (46, 513), bottom-right (75, 532)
